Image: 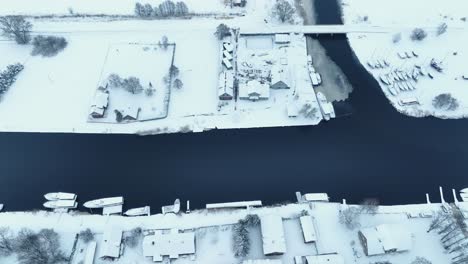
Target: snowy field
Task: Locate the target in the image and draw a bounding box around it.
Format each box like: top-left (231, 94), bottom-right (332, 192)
top-left (0, 0), bottom-right (324, 134)
top-left (0, 201), bottom-right (465, 264)
top-left (342, 0), bottom-right (468, 119)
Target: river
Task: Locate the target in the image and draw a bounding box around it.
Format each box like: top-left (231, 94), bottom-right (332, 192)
top-left (0, 0), bottom-right (467, 212)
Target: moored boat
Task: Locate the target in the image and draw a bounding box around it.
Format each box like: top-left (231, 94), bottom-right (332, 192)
top-left (124, 206), bottom-right (150, 216)
top-left (460, 188), bottom-right (468, 194)
top-left (0, 204), bottom-right (3, 211)
top-left (44, 192), bottom-right (76, 201)
top-left (83, 197), bottom-right (124, 209)
top-left (43, 200), bottom-right (77, 209)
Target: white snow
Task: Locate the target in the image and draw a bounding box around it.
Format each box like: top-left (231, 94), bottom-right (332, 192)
top-left (342, 0), bottom-right (468, 119)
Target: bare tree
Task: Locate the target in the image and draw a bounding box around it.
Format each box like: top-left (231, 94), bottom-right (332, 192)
top-left (339, 207), bottom-right (361, 229)
top-left (79, 229), bottom-right (94, 244)
top-left (432, 93), bottom-right (459, 111)
top-left (15, 228), bottom-right (67, 264)
top-left (272, 0), bottom-right (295, 23)
top-left (122, 77), bottom-right (143, 94)
top-left (411, 28), bottom-right (427, 41)
top-left (215, 23), bottom-right (230, 40)
top-left (437, 22), bottom-right (448, 36)
top-left (299, 103), bottom-right (318, 119)
top-left (0, 16), bottom-right (33, 44)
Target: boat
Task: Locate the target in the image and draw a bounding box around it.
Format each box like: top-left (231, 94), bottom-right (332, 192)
top-left (302, 193), bottom-right (329, 202)
top-left (124, 206), bottom-right (150, 216)
top-left (460, 188), bottom-right (468, 193)
top-left (162, 199), bottom-right (181, 214)
top-left (43, 200), bottom-right (77, 209)
top-left (44, 192), bottom-right (76, 201)
top-left (461, 193), bottom-right (468, 202)
top-left (83, 197), bottom-right (124, 209)
top-left (0, 204), bottom-right (3, 211)
top-left (316, 92), bottom-right (335, 121)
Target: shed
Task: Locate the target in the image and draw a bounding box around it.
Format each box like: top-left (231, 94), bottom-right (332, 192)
top-left (90, 90), bottom-right (109, 118)
top-left (99, 228), bottom-right (123, 259)
top-left (358, 224), bottom-right (412, 256)
top-left (223, 42), bottom-right (234, 53)
top-left (299, 215), bottom-right (317, 243)
top-left (239, 80), bottom-right (270, 101)
top-left (84, 241), bottom-right (97, 264)
top-left (275, 34), bottom-right (290, 44)
top-left (143, 229), bottom-right (195, 262)
top-left (223, 50), bottom-right (233, 60)
top-left (260, 214), bottom-right (286, 255)
top-left (271, 65), bottom-right (291, 89)
top-left (304, 254), bottom-right (344, 264)
top-left (218, 71), bottom-right (234, 100)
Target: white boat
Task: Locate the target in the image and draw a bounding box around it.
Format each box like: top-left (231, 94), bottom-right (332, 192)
top-left (44, 200), bottom-right (77, 209)
top-left (0, 204), bottom-right (3, 211)
top-left (162, 199), bottom-right (181, 214)
top-left (461, 193), bottom-right (468, 202)
top-left (316, 92), bottom-right (335, 121)
top-left (124, 206), bottom-right (150, 216)
top-left (460, 188), bottom-right (468, 194)
top-left (44, 192), bottom-right (77, 201)
top-left (83, 197), bottom-right (124, 209)
top-left (302, 193), bottom-right (329, 202)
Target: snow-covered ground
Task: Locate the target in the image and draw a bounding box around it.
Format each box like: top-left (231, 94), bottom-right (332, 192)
top-left (0, 0), bottom-right (329, 135)
top-left (342, 0), bottom-right (468, 119)
top-left (0, 200), bottom-right (465, 264)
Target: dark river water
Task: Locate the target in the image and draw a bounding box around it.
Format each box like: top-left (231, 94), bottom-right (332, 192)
top-left (0, 0), bottom-right (467, 212)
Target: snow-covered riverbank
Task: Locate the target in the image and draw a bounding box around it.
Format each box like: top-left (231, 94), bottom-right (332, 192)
top-left (1, 200), bottom-right (466, 264)
top-left (341, 0), bottom-right (468, 119)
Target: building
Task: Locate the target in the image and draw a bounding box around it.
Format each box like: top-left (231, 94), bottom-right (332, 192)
top-left (299, 215), bottom-right (317, 243)
top-left (143, 229), bottom-right (195, 262)
top-left (260, 214), bottom-right (286, 255)
top-left (239, 80), bottom-right (269, 101)
top-left (243, 260), bottom-right (282, 264)
top-left (271, 65), bottom-right (291, 89)
top-left (118, 106), bottom-right (140, 121)
top-left (90, 90), bottom-right (109, 118)
top-left (233, 0), bottom-right (247, 7)
top-left (99, 228), bottom-right (123, 259)
top-left (304, 254), bottom-right (344, 264)
top-left (275, 34), bottom-right (290, 44)
top-left (84, 242), bottom-right (97, 264)
top-left (218, 71), bottom-right (234, 100)
top-left (223, 58), bottom-right (233, 70)
top-left (359, 224), bottom-right (412, 256)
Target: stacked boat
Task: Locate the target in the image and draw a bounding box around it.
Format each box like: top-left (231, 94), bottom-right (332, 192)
top-left (461, 188), bottom-right (468, 202)
top-left (43, 192), bottom-right (78, 211)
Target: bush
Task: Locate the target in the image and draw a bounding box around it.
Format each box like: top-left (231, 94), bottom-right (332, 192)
top-left (79, 229), bottom-right (94, 243)
top-left (339, 207), bottom-right (361, 229)
top-left (108, 73), bottom-right (123, 88)
top-left (124, 228), bottom-right (142, 248)
top-left (272, 0), bottom-right (295, 23)
top-left (122, 77), bottom-right (143, 94)
top-left (437, 22), bottom-right (448, 36)
top-left (0, 16), bottom-right (32, 44)
top-left (14, 228), bottom-right (67, 264)
top-left (31, 35), bottom-right (68, 57)
top-left (215, 24), bottom-right (231, 40)
top-left (115, 110), bottom-right (123, 122)
top-left (0, 63), bottom-right (24, 95)
top-left (173, 78), bottom-right (183, 89)
top-left (411, 28), bottom-right (427, 41)
top-left (432, 93), bottom-right (459, 111)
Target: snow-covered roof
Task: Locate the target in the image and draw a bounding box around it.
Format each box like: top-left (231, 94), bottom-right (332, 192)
top-left (275, 34), bottom-right (290, 44)
top-left (239, 80), bottom-right (270, 101)
top-left (287, 103), bottom-right (299, 117)
top-left (359, 224), bottom-right (412, 256)
top-left (299, 215), bottom-right (317, 243)
top-left (100, 227), bottom-right (123, 259)
top-left (92, 90), bottom-right (109, 109)
top-left (143, 230), bottom-right (195, 261)
top-left (304, 254), bottom-right (344, 264)
top-left (90, 106), bottom-right (105, 116)
top-left (223, 42), bottom-right (233, 52)
top-left (303, 193), bottom-right (329, 202)
top-left (218, 71), bottom-right (234, 98)
top-left (223, 58), bottom-right (233, 69)
top-left (260, 214), bottom-right (286, 255)
top-left (121, 106), bottom-right (140, 119)
top-left (84, 242), bottom-right (97, 264)
top-left (243, 260), bottom-right (283, 264)
top-left (271, 65), bottom-right (291, 89)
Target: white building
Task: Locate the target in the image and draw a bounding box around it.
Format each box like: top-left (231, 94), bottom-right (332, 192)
top-left (99, 228), bottom-right (123, 259)
top-left (260, 214), bottom-right (286, 255)
top-left (359, 224), bottom-right (412, 256)
top-left (218, 71), bottom-right (234, 100)
top-left (271, 65), bottom-right (291, 89)
top-left (143, 229), bottom-right (195, 262)
top-left (239, 80), bottom-right (270, 101)
top-left (304, 254), bottom-right (344, 264)
top-left (299, 215), bottom-right (317, 243)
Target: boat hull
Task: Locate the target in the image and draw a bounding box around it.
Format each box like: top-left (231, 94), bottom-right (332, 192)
top-left (43, 200), bottom-right (77, 209)
top-left (124, 206), bottom-right (150, 216)
top-left (44, 192), bottom-right (76, 201)
top-left (83, 197), bottom-right (124, 209)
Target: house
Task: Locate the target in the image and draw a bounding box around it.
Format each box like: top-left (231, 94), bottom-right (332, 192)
top-left (218, 71), bottom-right (234, 100)
top-left (90, 90), bottom-right (109, 118)
top-left (304, 254), bottom-right (345, 264)
top-left (359, 224), bottom-right (412, 256)
top-left (119, 106), bottom-right (140, 121)
top-left (99, 228), bottom-right (123, 259)
top-left (239, 80), bottom-right (270, 101)
top-left (299, 215), bottom-right (317, 243)
top-left (143, 229), bottom-right (195, 262)
top-left (260, 214), bottom-right (286, 255)
top-left (275, 34), bottom-right (290, 44)
top-left (271, 65), bottom-right (291, 89)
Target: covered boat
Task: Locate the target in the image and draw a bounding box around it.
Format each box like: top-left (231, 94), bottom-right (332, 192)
top-left (83, 197), bottom-right (124, 209)
top-left (44, 192), bottom-right (76, 201)
top-left (0, 204), bottom-right (3, 211)
top-left (124, 206), bottom-right (150, 216)
top-left (43, 200), bottom-right (77, 209)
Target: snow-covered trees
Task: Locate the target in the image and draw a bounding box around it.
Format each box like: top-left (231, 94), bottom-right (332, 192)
top-left (124, 228), bottom-right (142, 248)
top-left (272, 0), bottom-right (295, 23)
top-left (0, 16), bottom-right (32, 44)
top-left (339, 207), bottom-right (361, 229)
top-left (107, 74), bottom-right (143, 94)
top-left (0, 63), bottom-right (24, 96)
top-left (432, 93), bottom-right (459, 111)
top-left (411, 28), bottom-right (427, 41)
top-left (215, 24), bottom-right (231, 40)
top-left (299, 103), bottom-right (318, 119)
top-left (360, 198), bottom-right (379, 214)
top-left (437, 23), bottom-right (448, 36)
top-left (15, 228), bottom-right (67, 264)
top-left (174, 79), bottom-right (183, 89)
top-left (0, 227), bottom-right (14, 257)
top-left (232, 215), bottom-right (259, 258)
top-left (79, 229), bottom-right (94, 244)
top-left (411, 257), bottom-right (432, 264)
top-left (31, 35), bottom-right (68, 57)
top-left (135, 1), bottom-right (189, 18)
